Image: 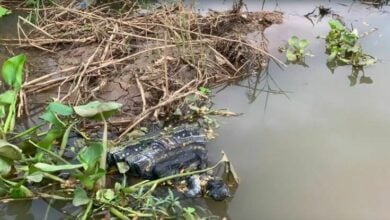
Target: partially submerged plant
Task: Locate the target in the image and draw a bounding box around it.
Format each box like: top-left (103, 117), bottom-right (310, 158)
top-left (325, 19), bottom-right (376, 68)
top-left (285, 36), bottom-right (311, 63)
top-left (0, 54), bottom-right (26, 138)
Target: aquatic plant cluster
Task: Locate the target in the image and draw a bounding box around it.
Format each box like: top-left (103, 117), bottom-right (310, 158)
top-left (284, 19), bottom-right (376, 72)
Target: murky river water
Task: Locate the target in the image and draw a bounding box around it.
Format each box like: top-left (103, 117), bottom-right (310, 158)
top-left (205, 1), bottom-right (390, 220)
top-left (1, 0), bottom-right (390, 219)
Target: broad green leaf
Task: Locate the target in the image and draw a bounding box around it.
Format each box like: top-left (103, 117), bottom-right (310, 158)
top-left (298, 39), bottom-right (309, 49)
top-left (47, 102), bottom-right (74, 116)
top-left (36, 127), bottom-right (65, 150)
top-left (329, 20), bottom-right (344, 30)
top-left (0, 6), bottom-right (11, 18)
top-left (0, 139), bottom-right (22, 160)
top-left (34, 162), bottom-right (83, 172)
top-left (74, 101), bottom-right (122, 118)
top-left (286, 49), bottom-right (297, 62)
top-left (72, 187), bottom-right (90, 206)
top-left (288, 36), bottom-right (299, 48)
top-left (0, 157), bottom-right (11, 176)
top-left (40, 111), bottom-right (64, 127)
top-left (96, 189), bottom-right (116, 203)
top-left (78, 143), bottom-right (103, 170)
top-left (10, 184), bottom-right (33, 198)
top-left (26, 172), bottom-right (43, 183)
top-left (0, 90), bottom-right (16, 105)
top-left (1, 54), bottom-right (26, 89)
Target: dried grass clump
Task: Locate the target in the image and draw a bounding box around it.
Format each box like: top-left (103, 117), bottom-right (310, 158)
top-left (0, 0), bottom-right (282, 138)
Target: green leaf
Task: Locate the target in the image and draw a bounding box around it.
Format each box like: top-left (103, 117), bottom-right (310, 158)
top-left (1, 54), bottom-right (26, 89)
top-left (72, 187), bottom-right (90, 206)
top-left (329, 20), bottom-right (345, 30)
top-left (0, 90), bottom-right (16, 105)
top-left (288, 36), bottom-right (299, 48)
top-left (78, 143), bottom-right (103, 170)
top-left (0, 139), bottom-right (22, 160)
top-left (26, 172), bottom-right (44, 183)
top-left (47, 102), bottom-right (74, 116)
top-left (0, 6), bottom-right (12, 18)
top-left (286, 49), bottom-right (297, 62)
top-left (74, 101), bottom-right (122, 119)
top-left (10, 184), bottom-right (33, 198)
top-left (34, 162), bottom-right (83, 172)
top-left (96, 188), bottom-right (116, 203)
top-left (298, 39), bottom-right (309, 49)
top-left (0, 157), bottom-right (11, 176)
top-left (36, 127), bottom-right (65, 150)
top-left (76, 167), bottom-right (105, 190)
top-left (40, 111), bottom-right (64, 127)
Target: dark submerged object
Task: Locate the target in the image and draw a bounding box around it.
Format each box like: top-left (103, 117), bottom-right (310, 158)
top-left (108, 125), bottom-right (208, 179)
top-left (184, 175), bottom-right (231, 201)
top-left (206, 179), bottom-right (230, 201)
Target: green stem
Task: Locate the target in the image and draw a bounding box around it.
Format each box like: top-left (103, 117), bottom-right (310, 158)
top-left (29, 140), bottom-right (70, 165)
top-left (3, 97), bottom-right (16, 134)
top-left (29, 140), bottom-right (83, 175)
top-left (81, 200), bottom-right (93, 220)
top-left (109, 207), bottom-right (131, 220)
top-left (96, 113), bottom-right (107, 188)
top-left (43, 173), bottom-right (66, 184)
top-left (59, 122), bottom-right (76, 157)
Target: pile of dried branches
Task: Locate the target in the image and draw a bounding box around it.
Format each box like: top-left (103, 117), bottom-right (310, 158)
top-left (1, 0), bottom-right (283, 139)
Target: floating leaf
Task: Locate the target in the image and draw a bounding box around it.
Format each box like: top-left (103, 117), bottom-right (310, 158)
top-left (288, 36), bottom-right (299, 48)
top-left (74, 101), bottom-right (122, 118)
top-left (0, 90), bottom-right (16, 105)
top-left (72, 187), bottom-right (90, 206)
top-left (329, 20), bottom-right (344, 30)
top-left (34, 162), bottom-right (83, 172)
top-left (1, 54), bottom-right (26, 89)
top-left (286, 49), bottom-right (297, 62)
top-left (47, 102), bottom-right (74, 116)
top-left (298, 39), bottom-right (309, 49)
top-left (0, 139), bottom-right (22, 160)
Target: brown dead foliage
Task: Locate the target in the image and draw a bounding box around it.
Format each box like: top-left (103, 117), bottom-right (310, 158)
top-left (0, 0), bottom-right (282, 139)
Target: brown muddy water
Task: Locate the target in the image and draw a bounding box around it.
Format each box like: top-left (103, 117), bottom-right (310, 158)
top-left (1, 0), bottom-right (390, 219)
